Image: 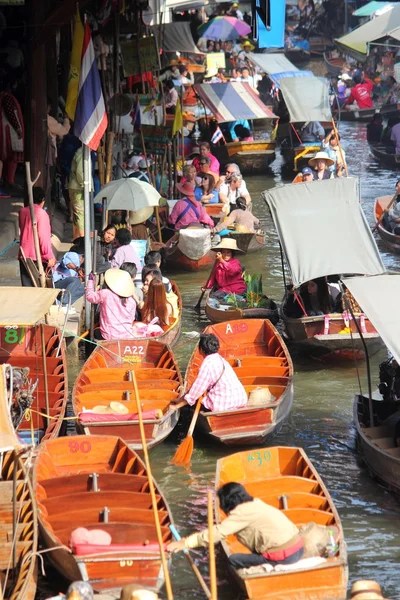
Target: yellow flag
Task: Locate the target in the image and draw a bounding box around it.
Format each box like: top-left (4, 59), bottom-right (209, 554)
top-left (65, 7), bottom-right (84, 120)
top-left (270, 119), bottom-right (279, 142)
top-left (172, 98), bottom-right (183, 137)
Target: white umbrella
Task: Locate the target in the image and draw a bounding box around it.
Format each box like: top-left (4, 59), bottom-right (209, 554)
top-left (94, 178), bottom-right (161, 212)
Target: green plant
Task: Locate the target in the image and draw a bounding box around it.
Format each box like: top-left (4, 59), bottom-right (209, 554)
top-left (225, 273), bottom-right (273, 309)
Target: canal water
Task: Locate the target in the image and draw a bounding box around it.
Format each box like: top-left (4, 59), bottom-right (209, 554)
top-left (59, 120), bottom-right (400, 600)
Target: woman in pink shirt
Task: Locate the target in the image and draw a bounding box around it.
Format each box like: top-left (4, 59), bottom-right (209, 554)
top-left (86, 269), bottom-right (137, 341)
top-left (205, 238), bottom-right (247, 300)
top-left (168, 182), bottom-right (214, 230)
top-left (192, 142), bottom-right (220, 175)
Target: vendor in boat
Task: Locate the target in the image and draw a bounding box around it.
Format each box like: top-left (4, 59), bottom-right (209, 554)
top-left (308, 152), bottom-right (334, 181)
top-left (168, 182), bottom-right (214, 230)
top-left (321, 130), bottom-right (346, 176)
top-left (192, 142), bottom-right (220, 176)
top-left (226, 119), bottom-right (252, 142)
top-left (194, 173), bottom-right (220, 204)
top-left (385, 180), bottom-right (400, 234)
top-left (285, 278), bottom-right (340, 318)
top-left (300, 122), bottom-right (325, 144)
top-left (171, 333), bottom-right (248, 412)
top-left (204, 238), bottom-right (247, 300)
top-left (213, 197), bottom-right (260, 234)
top-left (344, 73), bottom-right (373, 110)
top-left (167, 482), bottom-right (304, 569)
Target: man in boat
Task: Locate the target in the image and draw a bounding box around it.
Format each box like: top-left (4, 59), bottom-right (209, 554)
top-left (344, 74), bottom-right (373, 110)
top-left (386, 180), bottom-right (400, 233)
top-left (300, 122), bottom-right (325, 144)
top-left (167, 482), bottom-right (304, 569)
top-left (321, 130), bottom-right (347, 176)
top-left (292, 166), bottom-right (314, 184)
top-left (172, 333), bottom-right (248, 412)
top-left (192, 142), bottom-right (220, 175)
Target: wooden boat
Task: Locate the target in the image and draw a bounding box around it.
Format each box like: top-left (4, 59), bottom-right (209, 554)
top-left (354, 394), bottom-right (400, 494)
top-left (214, 140), bottom-right (276, 174)
top-left (185, 319), bottom-right (293, 446)
top-left (0, 364), bottom-right (38, 600)
top-left (33, 435), bottom-right (173, 593)
top-left (336, 107), bottom-right (376, 122)
top-left (323, 51), bottom-right (346, 76)
top-left (284, 48), bottom-right (310, 65)
top-left (204, 203), bottom-right (225, 220)
top-left (72, 339), bottom-right (183, 450)
top-left (165, 229), bottom-right (214, 272)
top-left (0, 321), bottom-right (68, 445)
top-left (374, 195), bottom-right (400, 253)
top-left (205, 294), bottom-right (279, 325)
top-left (228, 231), bottom-right (266, 254)
top-left (281, 144), bottom-right (321, 172)
top-left (215, 446), bottom-right (348, 600)
top-left (369, 143), bottom-right (400, 169)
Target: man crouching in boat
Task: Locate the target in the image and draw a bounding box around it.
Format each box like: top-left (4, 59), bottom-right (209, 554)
top-left (171, 333), bottom-right (248, 412)
top-left (167, 482), bottom-right (304, 568)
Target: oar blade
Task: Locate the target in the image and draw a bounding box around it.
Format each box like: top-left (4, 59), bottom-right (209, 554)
top-left (172, 435), bottom-right (194, 465)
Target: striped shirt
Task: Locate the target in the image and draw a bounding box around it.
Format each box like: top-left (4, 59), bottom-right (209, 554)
top-left (185, 353), bottom-right (248, 412)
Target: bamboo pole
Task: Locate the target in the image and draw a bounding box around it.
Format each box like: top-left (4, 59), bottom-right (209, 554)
top-left (97, 140), bottom-right (106, 188)
top-left (331, 119), bottom-right (348, 177)
top-left (105, 132), bottom-right (115, 184)
top-left (207, 491), bottom-right (217, 600)
top-left (130, 370), bottom-right (173, 600)
top-left (25, 162), bottom-right (46, 288)
top-left (40, 323), bottom-right (50, 430)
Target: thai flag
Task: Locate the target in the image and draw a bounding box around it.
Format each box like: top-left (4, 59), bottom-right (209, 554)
top-left (130, 96), bottom-right (141, 131)
top-left (211, 126), bottom-right (224, 144)
top-left (74, 21), bottom-right (108, 151)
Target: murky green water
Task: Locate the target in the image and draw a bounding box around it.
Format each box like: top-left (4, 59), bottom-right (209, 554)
top-left (60, 121), bottom-right (400, 600)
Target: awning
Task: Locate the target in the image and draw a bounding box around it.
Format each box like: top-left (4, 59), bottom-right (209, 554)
top-left (269, 70), bottom-right (314, 87)
top-left (335, 4), bottom-right (400, 60)
top-left (248, 52), bottom-right (299, 75)
top-left (193, 82), bottom-right (277, 123)
top-left (279, 76), bottom-right (331, 123)
top-left (353, 1), bottom-right (390, 17)
top-left (0, 287), bottom-right (60, 326)
top-left (264, 177), bottom-right (386, 288)
top-left (152, 22), bottom-right (203, 54)
top-left (342, 274), bottom-right (400, 364)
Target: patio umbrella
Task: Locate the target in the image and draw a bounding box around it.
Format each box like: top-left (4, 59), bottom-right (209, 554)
top-left (94, 178), bottom-right (161, 212)
top-left (198, 16), bottom-right (251, 41)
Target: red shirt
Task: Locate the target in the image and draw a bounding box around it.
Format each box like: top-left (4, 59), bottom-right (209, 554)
top-left (346, 80), bottom-right (373, 109)
top-left (207, 257), bottom-right (247, 294)
top-left (19, 204), bottom-right (54, 262)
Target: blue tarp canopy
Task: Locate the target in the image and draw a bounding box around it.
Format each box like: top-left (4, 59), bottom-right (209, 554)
top-left (269, 70), bottom-right (314, 87)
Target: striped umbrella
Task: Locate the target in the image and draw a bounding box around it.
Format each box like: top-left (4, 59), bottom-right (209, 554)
top-left (198, 16), bottom-right (251, 41)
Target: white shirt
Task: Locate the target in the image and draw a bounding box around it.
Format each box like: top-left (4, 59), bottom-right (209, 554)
top-left (220, 182), bottom-right (248, 204)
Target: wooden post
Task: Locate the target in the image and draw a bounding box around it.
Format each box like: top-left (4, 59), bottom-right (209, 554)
top-left (167, 142), bottom-right (173, 199)
top-left (25, 162), bottom-right (46, 288)
top-left (155, 206), bottom-right (162, 244)
top-left (97, 141), bottom-right (106, 187)
top-left (105, 132), bottom-right (115, 184)
top-left (207, 491), bottom-right (217, 600)
top-left (40, 324), bottom-right (50, 430)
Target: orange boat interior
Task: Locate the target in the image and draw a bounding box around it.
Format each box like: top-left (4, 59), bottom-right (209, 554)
top-left (73, 340), bottom-right (182, 418)
top-left (35, 436), bottom-right (172, 553)
top-left (0, 324), bottom-right (67, 444)
top-left (217, 446), bottom-right (340, 557)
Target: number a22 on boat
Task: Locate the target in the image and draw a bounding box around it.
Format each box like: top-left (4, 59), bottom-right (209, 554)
top-left (185, 319), bottom-right (293, 445)
top-left (33, 435), bottom-right (173, 593)
top-left (216, 447), bottom-right (348, 600)
top-left (72, 340), bottom-right (183, 450)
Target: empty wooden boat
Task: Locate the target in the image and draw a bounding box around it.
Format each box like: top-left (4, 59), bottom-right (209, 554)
top-left (216, 446), bottom-right (348, 600)
top-left (323, 51), bottom-right (346, 76)
top-left (0, 364), bottom-right (38, 600)
top-left (374, 195), bottom-right (400, 253)
top-left (336, 107), bottom-right (376, 122)
top-left (369, 143), bottom-right (400, 169)
top-left (33, 435), bottom-right (173, 593)
top-left (185, 319), bottom-right (293, 446)
top-left (205, 295), bottom-right (279, 325)
top-left (227, 231), bottom-right (266, 254)
top-left (0, 288), bottom-right (68, 445)
top-left (354, 394), bottom-right (400, 495)
top-left (73, 340), bottom-right (183, 450)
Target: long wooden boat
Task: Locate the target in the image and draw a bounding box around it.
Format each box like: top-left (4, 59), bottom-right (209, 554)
top-left (369, 143), bottom-right (400, 169)
top-left (185, 319), bottom-right (293, 446)
top-left (374, 195), bottom-right (400, 253)
top-left (215, 446), bottom-right (348, 600)
top-left (0, 364), bottom-right (38, 600)
top-left (228, 231), bottom-right (266, 254)
top-left (164, 229), bottom-right (214, 272)
top-left (323, 51), bottom-right (346, 76)
top-left (214, 140), bottom-right (276, 174)
top-left (72, 340), bottom-right (183, 450)
top-left (284, 48), bottom-right (310, 65)
top-left (336, 107), bottom-right (376, 122)
top-left (33, 435), bottom-right (173, 593)
top-left (0, 323), bottom-right (68, 445)
top-left (205, 294), bottom-right (279, 325)
top-left (354, 394), bottom-right (400, 494)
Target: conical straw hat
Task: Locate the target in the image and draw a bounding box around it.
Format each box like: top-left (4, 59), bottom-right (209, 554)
top-left (210, 237), bottom-right (245, 254)
top-left (92, 405), bottom-right (112, 414)
top-left (104, 268), bottom-right (135, 298)
top-left (351, 581), bottom-right (383, 597)
top-left (110, 402), bottom-right (129, 415)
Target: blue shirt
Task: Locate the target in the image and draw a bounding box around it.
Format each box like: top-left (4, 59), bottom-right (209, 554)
top-left (53, 252), bottom-right (81, 282)
top-left (295, 39), bottom-right (310, 51)
top-left (227, 119), bottom-right (250, 141)
top-left (194, 187), bottom-right (220, 204)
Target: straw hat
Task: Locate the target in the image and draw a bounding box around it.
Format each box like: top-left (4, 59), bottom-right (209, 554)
top-left (308, 151), bottom-right (335, 169)
top-left (120, 584), bottom-right (159, 600)
top-left (104, 269), bottom-right (135, 298)
top-left (176, 181), bottom-right (196, 198)
top-left (92, 405), bottom-right (113, 414)
top-left (351, 581), bottom-right (383, 598)
top-left (210, 238), bottom-right (245, 254)
top-left (110, 401), bottom-right (129, 415)
top-left (241, 40), bottom-right (255, 50)
top-left (129, 205), bottom-right (154, 225)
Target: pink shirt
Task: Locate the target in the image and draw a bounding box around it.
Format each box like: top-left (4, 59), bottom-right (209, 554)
top-left (86, 279), bottom-right (137, 340)
top-left (185, 353), bottom-right (248, 412)
top-left (207, 257), bottom-right (247, 294)
top-left (19, 204), bottom-right (55, 262)
top-left (192, 153), bottom-right (220, 174)
top-left (168, 198), bottom-right (214, 230)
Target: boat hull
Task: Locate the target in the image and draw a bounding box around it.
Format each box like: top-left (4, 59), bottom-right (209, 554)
top-left (374, 195), bottom-right (400, 253)
top-left (337, 107), bottom-right (376, 122)
top-left (205, 296), bottom-right (279, 325)
top-left (228, 231), bottom-right (266, 254)
top-left (323, 52), bottom-right (345, 76)
top-left (369, 143), bottom-right (400, 169)
top-left (165, 242), bottom-right (214, 272)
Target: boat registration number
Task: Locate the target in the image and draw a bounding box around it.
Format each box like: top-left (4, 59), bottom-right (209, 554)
top-left (1, 326), bottom-right (26, 345)
top-left (225, 322), bottom-right (248, 335)
top-left (123, 345), bottom-right (144, 356)
top-left (247, 450), bottom-right (271, 466)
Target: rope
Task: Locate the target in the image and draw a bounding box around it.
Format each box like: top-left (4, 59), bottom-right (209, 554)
top-left (24, 407), bottom-right (78, 422)
top-left (0, 238), bottom-right (19, 257)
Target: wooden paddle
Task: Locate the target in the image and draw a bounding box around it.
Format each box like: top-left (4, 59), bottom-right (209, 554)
top-left (130, 370), bottom-right (174, 600)
top-left (372, 193), bottom-right (398, 232)
top-left (172, 396), bottom-right (203, 465)
top-left (194, 262), bottom-right (216, 313)
top-left (207, 490), bottom-right (218, 600)
top-left (331, 119), bottom-right (348, 178)
top-left (169, 524), bottom-right (211, 599)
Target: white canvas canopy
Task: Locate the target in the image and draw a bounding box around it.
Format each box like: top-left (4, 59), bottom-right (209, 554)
top-left (278, 76), bottom-right (331, 123)
top-left (0, 287), bottom-right (60, 326)
top-left (153, 22), bottom-right (203, 54)
top-left (343, 274), bottom-right (400, 364)
top-left (264, 178), bottom-right (385, 288)
top-left (248, 53), bottom-right (299, 74)
top-left (335, 4), bottom-right (400, 60)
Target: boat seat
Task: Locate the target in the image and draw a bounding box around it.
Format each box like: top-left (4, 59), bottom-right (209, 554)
top-left (233, 366), bottom-right (289, 378)
top-left (72, 541), bottom-right (165, 556)
top-left (364, 425), bottom-right (393, 439)
top-left (39, 473), bottom-right (149, 497)
top-left (77, 380), bottom-right (180, 394)
top-left (40, 490), bottom-right (158, 514)
top-left (283, 508), bottom-right (335, 527)
top-left (373, 437), bottom-right (394, 449)
top-left (83, 367), bottom-right (177, 383)
top-left (385, 447), bottom-right (400, 457)
top-left (226, 357), bottom-right (287, 368)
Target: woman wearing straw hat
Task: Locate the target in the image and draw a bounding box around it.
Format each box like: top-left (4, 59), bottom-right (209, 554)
top-left (128, 206), bottom-right (153, 240)
top-left (204, 238), bottom-right (247, 300)
top-left (308, 151), bottom-right (335, 181)
top-left (86, 268), bottom-right (137, 341)
top-left (168, 182), bottom-right (214, 231)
